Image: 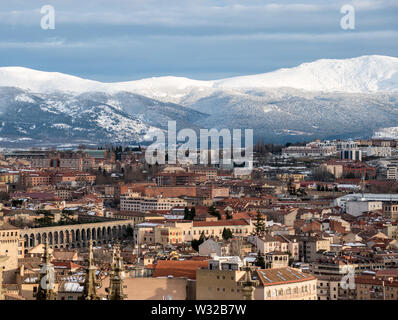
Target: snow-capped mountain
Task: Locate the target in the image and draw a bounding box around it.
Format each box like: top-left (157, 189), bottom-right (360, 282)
top-left (1, 55), bottom-right (398, 146)
top-left (0, 87), bottom-right (165, 147)
top-left (1, 55), bottom-right (398, 95)
top-left (374, 127), bottom-right (398, 139)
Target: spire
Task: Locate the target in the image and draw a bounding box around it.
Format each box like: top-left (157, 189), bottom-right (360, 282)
top-left (107, 244), bottom-right (126, 300)
top-left (239, 262), bottom-right (258, 300)
top-left (35, 242), bottom-right (57, 300)
top-left (79, 240), bottom-right (100, 300)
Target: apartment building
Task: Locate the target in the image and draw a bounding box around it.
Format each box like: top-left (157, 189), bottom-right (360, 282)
top-left (356, 271), bottom-right (398, 300)
top-left (383, 203), bottom-right (398, 222)
top-left (120, 193), bottom-right (187, 212)
top-left (196, 257), bottom-right (245, 300)
top-left (192, 219), bottom-right (252, 240)
top-left (254, 267), bottom-right (317, 300)
top-left (299, 236), bottom-right (331, 262)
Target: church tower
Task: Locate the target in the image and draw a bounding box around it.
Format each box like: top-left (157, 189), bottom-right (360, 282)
top-left (0, 256), bottom-right (9, 300)
top-left (79, 240), bottom-right (100, 300)
top-left (35, 242), bottom-right (57, 300)
top-left (107, 244), bottom-right (126, 300)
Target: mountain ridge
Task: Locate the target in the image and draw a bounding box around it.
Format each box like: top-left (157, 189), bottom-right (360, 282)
top-left (1, 55), bottom-right (398, 95)
top-left (1, 55), bottom-right (398, 146)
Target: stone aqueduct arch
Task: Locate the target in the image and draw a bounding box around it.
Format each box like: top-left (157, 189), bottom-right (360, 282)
top-left (20, 220), bottom-right (133, 251)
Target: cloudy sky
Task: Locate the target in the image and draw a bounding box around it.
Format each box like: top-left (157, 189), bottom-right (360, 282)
top-left (0, 0), bottom-right (397, 81)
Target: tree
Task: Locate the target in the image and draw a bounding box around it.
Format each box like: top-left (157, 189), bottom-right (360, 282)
top-left (123, 225), bottom-right (134, 239)
top-left (208, 205), bottom-right (221, 220)
top-left (190, 207), bottom-right (196, 220)
top-left (253, 212), bottom-right (266, 235)
top-left (226, 211), bottom-right (232, 220)
top-left (222, 228), bottom-right (233, 240)
top-left (183, 207), bottom-right (196, 220)
top-left (255, 251), bottom-right (265, 268)
top-left (184, 207), bottom-right (190, 220)
top-left (191, 231), bottom-right (206, 251)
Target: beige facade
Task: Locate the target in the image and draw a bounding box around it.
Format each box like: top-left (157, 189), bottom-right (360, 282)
top-left (383, 203), bottom-right (398, 222)
top-left (254, 268), bottom-right (317, 300)
top-left (196, 268), bottom-right (245, 300)
top-left (356, 276), bottom-right (398, 300)
top-left (0, 223), bottom-right (24, 284)
top-left (154, 226), bottom-right (183, 246)
top-left (192, 220), bottom-right (252, 240)
top-left (98, 277), bottom-right (189, 300)
top-left (300, 237), bottom-right (331, 262)
top-left (320, 163), bottom-right (343, 179)
top-left (316, 276), bottom-right (342, 300)
top-left (120, 193), bottom-right (187, 211)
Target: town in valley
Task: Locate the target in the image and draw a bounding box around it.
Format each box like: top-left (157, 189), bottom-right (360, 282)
top-left (1, 137), bottom-right (398, 301)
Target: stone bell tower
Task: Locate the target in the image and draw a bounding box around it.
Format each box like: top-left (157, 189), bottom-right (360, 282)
top-left (0, 255), bottom-right (9, 300)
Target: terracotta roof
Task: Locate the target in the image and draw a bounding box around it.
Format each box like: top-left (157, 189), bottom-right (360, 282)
top-left (0, 221), bottom-right (19, 230)
top-left (52, 261), bottom-right (84, 270)
top-left (355, 276), bottom-right (398, 287)
top-left (193, 219), bottom-right (249, 227)
top-left (52, 251), bottom-right (77, 261)
top-left (153, 260), bottom-right (209, 280)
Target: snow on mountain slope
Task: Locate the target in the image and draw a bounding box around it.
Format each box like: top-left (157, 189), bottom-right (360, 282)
top-left (1, 55), bottom-right (398, 146)
top-left (213, 55), bottom-right (398, 93)
top-left (1, 55), bottom-right (398, 96)
top-left (0, 67), bottom-right (106, 93)
top-left (0, 87), bottom-right (160, 145)
top-left (373, 127), bottom-right (398, 139)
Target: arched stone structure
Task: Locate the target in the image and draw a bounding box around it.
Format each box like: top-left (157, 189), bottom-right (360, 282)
top-left (20, 220), bottom-right (134, 250)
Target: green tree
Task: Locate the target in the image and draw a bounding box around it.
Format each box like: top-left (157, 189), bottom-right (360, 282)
top-left (225, 210), bottom-right (232, 220)
top-left (253, 212), bottom-right (266, 235)
top-left (208, 205), bottom-right (221, 220)
top-left (255, 251), bottom-right (265, 269)
top-left (191, 231), bottom-right (206, 251)
top-left (184, 207), bottom-right (190, 220)
top-left (222, 228), bottom-right (233, 240)
top-left (123, 225), bottom-right (134, 239)
top-left (190, 207), bottom-right (196, 220)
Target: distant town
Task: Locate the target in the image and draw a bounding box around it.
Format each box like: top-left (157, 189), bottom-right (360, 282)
top-left (1, 136), bottom-right (398, 301)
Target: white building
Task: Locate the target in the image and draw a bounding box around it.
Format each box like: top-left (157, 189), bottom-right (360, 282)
top-left (282, 143), bottom-right (337, 158)
top-left (120, 193), bottom-right (187, 211)
top-left (345, 199), bottom-right (383, 216)
top-left (366, 146), bottom-right (391, 158)
top-left (338, 141), bottom-right (362, 161)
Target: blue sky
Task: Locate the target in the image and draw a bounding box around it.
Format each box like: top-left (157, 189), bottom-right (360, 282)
top-left (0, 0), bottom-right (397, 81)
